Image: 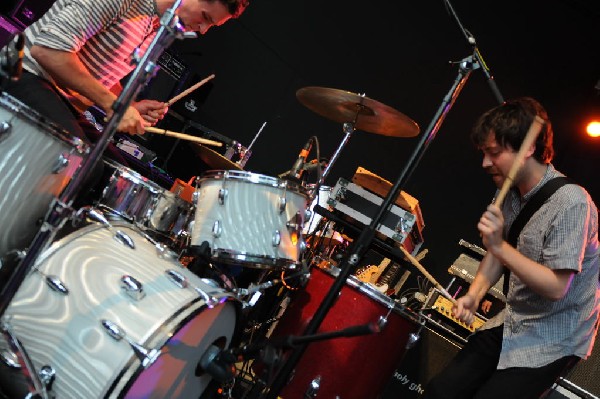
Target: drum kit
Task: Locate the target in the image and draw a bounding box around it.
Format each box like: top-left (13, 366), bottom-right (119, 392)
top-left (0, 0), bottom-right (506, 396)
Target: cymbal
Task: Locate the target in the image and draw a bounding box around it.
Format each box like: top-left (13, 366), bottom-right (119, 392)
top-left (296, 86), bottom-right (419, 137)
top-left (190, 143), bottom-right (243, 170)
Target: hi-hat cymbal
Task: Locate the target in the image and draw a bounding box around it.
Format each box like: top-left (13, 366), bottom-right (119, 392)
top-left (296, 86), bottom-right (419, 137)
top-left (190, 143), bottom-right (243, 170)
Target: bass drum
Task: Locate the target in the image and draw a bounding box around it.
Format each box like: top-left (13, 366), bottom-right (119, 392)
top-left (1, 222), bottom-right (239, 399)
top-left (263, 263), bottom-right (420, 399)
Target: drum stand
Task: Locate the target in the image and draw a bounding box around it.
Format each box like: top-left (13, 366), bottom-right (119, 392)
top-left (266, 44), bottom-right (504, 399)
top-left (0, 2), bottom-right (197, 396)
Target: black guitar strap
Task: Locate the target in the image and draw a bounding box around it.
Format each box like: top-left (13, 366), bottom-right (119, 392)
top-left (503, 176), bottom-right (574, 295)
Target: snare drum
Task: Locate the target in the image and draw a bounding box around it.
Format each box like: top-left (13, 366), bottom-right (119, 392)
top-left (2, 222), bottom-right (238, 398)
top-left (0, 92), bottom-right (88, 258)
top-left (266, 263), bottom-right (419, 399)
top-left (191, 170), bottom-right (309, 269)
top-left (98, 160), bottom-right (193, 240)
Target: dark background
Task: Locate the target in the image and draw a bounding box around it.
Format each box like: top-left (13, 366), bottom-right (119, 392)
top-left (145, 0), bottom-right (600, 288)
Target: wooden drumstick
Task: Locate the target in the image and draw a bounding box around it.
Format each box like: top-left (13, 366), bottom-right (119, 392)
top-left (398, 245), bottom-right (457, 304)
top-left (144, 126), bottom-right (222, 147)
top-left (166, 74), bottom-right (216, 106)
top-left (493, 115), bottom-right (545, 207)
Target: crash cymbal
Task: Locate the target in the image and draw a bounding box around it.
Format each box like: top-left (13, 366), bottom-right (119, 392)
top-left (296, 86), bottom-right (419, 137)
top-left (190, 143), bottom-right (243, 170)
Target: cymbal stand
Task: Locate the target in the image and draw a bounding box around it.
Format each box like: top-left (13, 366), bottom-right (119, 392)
top-left (0, 0), bottom-right (194, 319)
top-left (266, 56), bottom-right (480, 399)
top-left (308, 96), bottom-right (364, 199)
top-left (319, 121), bottom-right (355, 185)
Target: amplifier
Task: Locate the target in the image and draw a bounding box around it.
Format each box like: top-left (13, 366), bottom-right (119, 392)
top-left (448, 253), bottom-right (506, 302)
top-left (328, 178), bottom-right (422, 254)
top-left (419, 288), bottom-right (487, 342)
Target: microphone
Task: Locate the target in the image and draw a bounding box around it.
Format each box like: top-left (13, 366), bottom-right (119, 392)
top-left (11, 33), bottom-right (25, 81)
top-left (287, 137), bottom-right (314, 179)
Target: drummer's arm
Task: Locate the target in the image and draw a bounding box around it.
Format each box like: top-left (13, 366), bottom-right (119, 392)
top-left (30, 46), bottom-right (145, 135)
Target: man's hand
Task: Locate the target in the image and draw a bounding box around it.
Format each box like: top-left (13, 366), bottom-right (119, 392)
top-left (107, 105), bottom-right (146, 135)
top-left (478, 204), bottom-right (505, 255)
top-left (133, 100), bottom-right (168, 126)
top-left (452, 294), bottom-right (479, 325)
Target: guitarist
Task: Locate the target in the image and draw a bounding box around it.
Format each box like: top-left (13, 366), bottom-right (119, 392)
top-left (424, 98), bottom-right (599, 399)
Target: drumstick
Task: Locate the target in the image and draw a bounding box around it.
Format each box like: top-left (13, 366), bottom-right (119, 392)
top-left (398, 245), bottom-right (457, 304)
top-left (144, 126), bottom-right (222, 147)
top-left (166, 74), bottom-right (215, 106)
top-left (493, 115), bottom-right (545, 207)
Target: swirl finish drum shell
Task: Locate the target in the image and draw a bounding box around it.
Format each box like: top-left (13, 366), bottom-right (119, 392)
top-left (191, 170), bottom-right (309, 269)
top-left (2, 222), bottom-right (238, 398)
top-left (0, 92), bottom-right (87, 258)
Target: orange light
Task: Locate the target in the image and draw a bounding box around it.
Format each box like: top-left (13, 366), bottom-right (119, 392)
top-left (291, 231), bottom-right (298, 246)
top-left (586, 121), bottom-right (600, 137)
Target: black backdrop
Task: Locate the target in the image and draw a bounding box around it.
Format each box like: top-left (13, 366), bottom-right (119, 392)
top-left (147, 0), bottom-right (599, 290)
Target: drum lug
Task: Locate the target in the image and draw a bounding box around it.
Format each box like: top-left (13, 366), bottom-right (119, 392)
top-left (278, 196), bottom-right (287, 213)
top-left (114, 230), bottom-right (135, 249)
top-left (100, 319), bottom-right (161, 367)
top-left (0, 120), bottom-right (10, 140)
top-left (218, 188), bottom-right (228, 205)
top-left (45, 275), bottom-right (69, 295)
top-left (212, 220), bottom-right (222, 238)
top-left (272, 230), bottom-right (281, 247)
top-left (39, 365), bottom-right (56, 393)
top-left (166, 269), bottom-right (189, 289)
top-left (304, 209), bottom-right (312, 221)
top-left (305, 375), bottom-right (321, 398)
top-left (166, 270), bottom-right (220, 308)
top-left (0, 348), bottom-right (20, 369)
top-left (120, 275), bottom-right (146, 301)
top-left (52, 153), bottom-right (70, 174)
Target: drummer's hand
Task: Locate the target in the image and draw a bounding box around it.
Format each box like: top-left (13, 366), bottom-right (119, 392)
top-left (133, 100), bottom-right (168, 126)
top-left (452, 294), bottom-right (478, 326)
top-left (478, 204), bottom-right (504, 255)
top-left (110, 106), bottom-right (146, 135)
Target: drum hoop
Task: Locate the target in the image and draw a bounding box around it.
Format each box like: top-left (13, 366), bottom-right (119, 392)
top-left (211, 248), bottom-right (299, 270)
top-left (198, 170), bottom-right (309, 197)
top-left (318, 264), bottom-right (421, 323)
top-left (103, 159), bottom-right (163, 194)
top-left (104, 297), bottom-right (236, 398)
top-left (0, 92), bottom-right (88, 153)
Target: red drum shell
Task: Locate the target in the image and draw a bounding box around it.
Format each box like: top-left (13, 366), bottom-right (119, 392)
top-left (272, 266), bottom-right (419, 399)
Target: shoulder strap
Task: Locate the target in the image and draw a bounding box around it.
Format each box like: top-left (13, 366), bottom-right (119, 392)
top-left (503, 176), bottom-right (574, 294)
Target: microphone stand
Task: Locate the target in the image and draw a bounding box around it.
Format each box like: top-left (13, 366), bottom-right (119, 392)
top-left (266, 56), bottom-right (480, 399)
top-left (443, 0), bottom-right (504, 104)
top-left (0, 1), bottom-right (194, 319)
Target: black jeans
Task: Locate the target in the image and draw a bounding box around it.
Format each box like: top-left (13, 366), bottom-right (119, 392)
top-left (423, 325), bottom-right (579, 399)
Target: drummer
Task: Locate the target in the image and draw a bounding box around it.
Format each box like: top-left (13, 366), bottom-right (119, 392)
top-left (1, 0), bottom-right (249, 164)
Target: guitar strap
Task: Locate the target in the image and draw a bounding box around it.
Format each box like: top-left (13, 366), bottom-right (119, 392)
top-left (503, 176), bottom-right (573, 295)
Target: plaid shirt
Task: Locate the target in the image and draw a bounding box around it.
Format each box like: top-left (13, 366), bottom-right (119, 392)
top-left (483, 164), bottom-right (600, 369)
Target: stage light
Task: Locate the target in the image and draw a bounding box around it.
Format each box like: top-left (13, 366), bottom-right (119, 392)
top-left (586, 120), bottom-right (600, 138)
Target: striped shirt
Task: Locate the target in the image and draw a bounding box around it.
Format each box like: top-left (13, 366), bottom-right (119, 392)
top-left (22, 0), bottom-right (158, 91)
top-left (483, 164), bottom-right (600, 369)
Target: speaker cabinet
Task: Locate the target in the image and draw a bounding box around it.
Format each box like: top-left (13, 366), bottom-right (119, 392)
top-left (551, 328), bottom-right (600, 399)
top-left (381, 326), bottom-right (462, 399)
